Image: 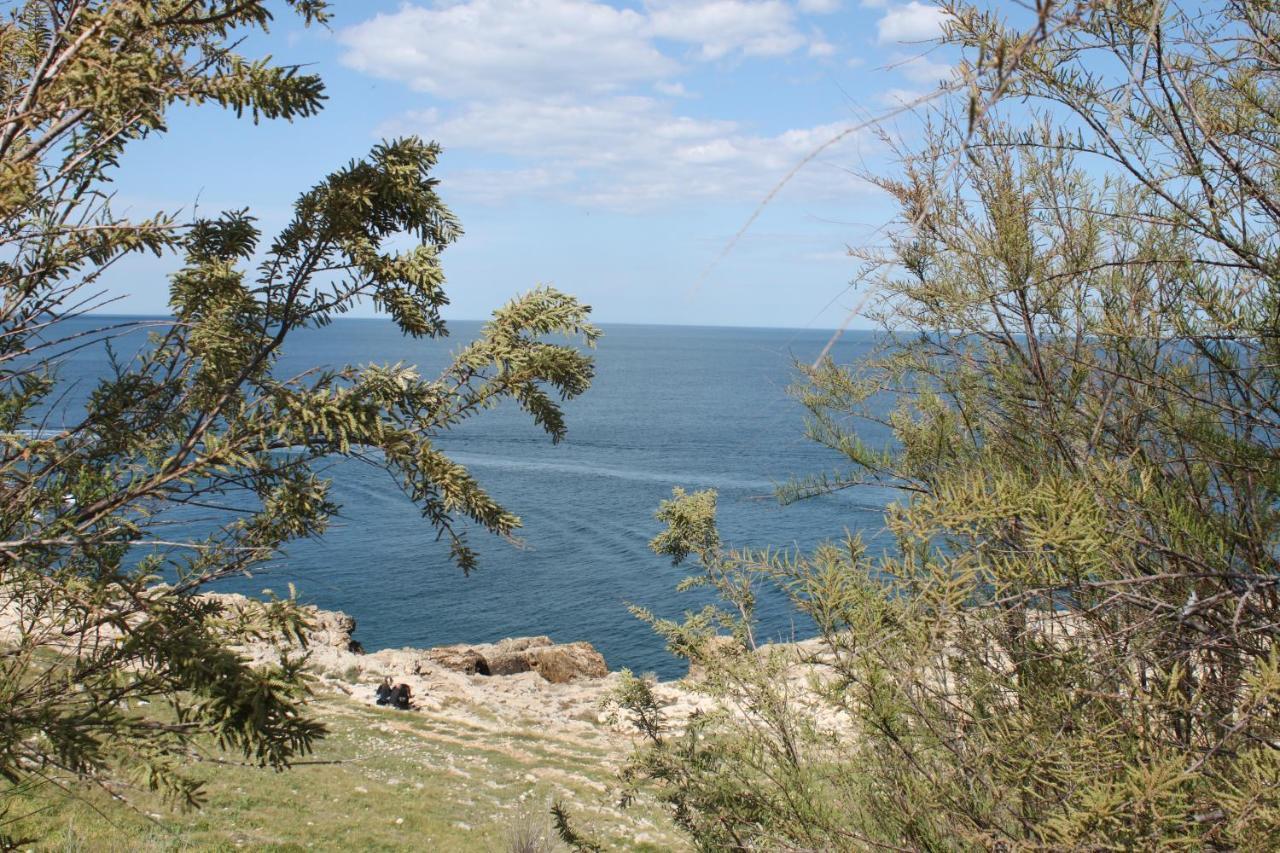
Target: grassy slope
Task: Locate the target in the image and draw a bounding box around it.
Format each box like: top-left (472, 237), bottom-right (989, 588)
top-left (5, 693), bottom-right (685, 851)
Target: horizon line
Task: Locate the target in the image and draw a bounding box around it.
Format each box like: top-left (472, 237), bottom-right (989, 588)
top-left (80, 312), bottom-right (880, 335)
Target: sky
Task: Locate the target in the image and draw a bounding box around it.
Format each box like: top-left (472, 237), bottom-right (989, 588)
top-left (104, 0), bottom-right (956, 329)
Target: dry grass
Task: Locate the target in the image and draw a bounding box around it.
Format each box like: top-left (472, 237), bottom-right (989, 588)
top-left (3, 693), bottom-right (685, 852)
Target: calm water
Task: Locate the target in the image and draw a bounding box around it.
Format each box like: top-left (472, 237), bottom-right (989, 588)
top-left (32, 318), bottom-right (899, 677)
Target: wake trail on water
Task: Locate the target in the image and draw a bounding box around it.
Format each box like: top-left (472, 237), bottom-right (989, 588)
top-left (441, 451), bottom-right (781, 492)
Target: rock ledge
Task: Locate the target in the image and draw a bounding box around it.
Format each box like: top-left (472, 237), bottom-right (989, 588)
top-left (210, 593), bottom-right (609, 685)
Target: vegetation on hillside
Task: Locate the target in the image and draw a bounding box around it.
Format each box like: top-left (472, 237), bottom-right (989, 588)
top-left (4, 691), bottom-right (682, 851)
top-left (0, 1), bottom-right (595, 838)
top-left (613, 0), bottom-right (1280, 848)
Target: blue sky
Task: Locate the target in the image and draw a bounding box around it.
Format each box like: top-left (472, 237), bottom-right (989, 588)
top-left (106, 0), bottom-right (954, 328)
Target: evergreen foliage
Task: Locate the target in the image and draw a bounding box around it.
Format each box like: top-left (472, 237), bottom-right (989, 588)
top-left (0, 0), bottom-right (596, 835)
top-left (614, 0), bottom-right (1280, 848)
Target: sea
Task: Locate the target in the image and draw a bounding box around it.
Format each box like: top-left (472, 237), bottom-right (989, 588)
top-left (30, 318), bottom-right (901, 678)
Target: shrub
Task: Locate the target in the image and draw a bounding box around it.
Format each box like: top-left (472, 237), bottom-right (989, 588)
top-left (615, 1), bottom-right (1280, 848)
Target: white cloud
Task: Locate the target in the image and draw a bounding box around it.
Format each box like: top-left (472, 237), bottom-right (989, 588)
top-left (389, 97), bottom-right (869, 210)
top-left (808, 29), bottom-right (837, 57)
top-left (430, 97), bottom-right (734, 165)
top-left (437, 167), bottom-right (572, 204)
top-left (646, 0), bottom-right (806, 60)
top-left (339, 0), bottom-right (673, 98)
top-left (877, 2), bottom-right (949, 44)
top-left (655, 81), bottom-right (693, 97)
top-left (342, 1), bottom-right (860, 210)
top-left (340, 0), bottom-right (828, 97)
top-left (893, 52), bottom-right (953, 84)
top-left (798, 0), bottom-right (842, 13)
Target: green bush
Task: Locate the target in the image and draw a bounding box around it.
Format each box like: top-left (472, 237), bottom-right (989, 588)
top-left (615, 1), bottom-right (1280, 848)
top-left (0, 0), bottom-right (595, 834)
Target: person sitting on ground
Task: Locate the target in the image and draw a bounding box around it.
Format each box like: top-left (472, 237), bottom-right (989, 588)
top-left (393, 682), bottom-right (412, 710)
top-left (375, 677), bottom-right (394, 706)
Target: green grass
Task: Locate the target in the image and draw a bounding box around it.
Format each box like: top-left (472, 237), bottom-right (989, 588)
top-left (3, 695), bottom-right (685, 852)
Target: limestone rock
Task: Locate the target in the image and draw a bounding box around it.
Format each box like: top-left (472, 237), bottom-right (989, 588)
top-left (491, 636), bottom-right (553, 654)
top-left (474, 637), bottom-right (606, 683)
top-left (423, 645), bottom-right (490, 675)
top-left (176, 594), bottom-right (610, 684)
top-left (481, 636), bottom-right (553, 676)
top-left (306, 606), bottom-right (362, 653)
top-left (418, 635), bottom-right (605, 682)
top-left (484, 651), bottom-right (534, 676)
top-left (526, 642), bottom-right (608, 684)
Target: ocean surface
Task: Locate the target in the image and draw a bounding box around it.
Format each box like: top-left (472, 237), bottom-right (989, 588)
top-left (32, 318), bottom-right (900, 678)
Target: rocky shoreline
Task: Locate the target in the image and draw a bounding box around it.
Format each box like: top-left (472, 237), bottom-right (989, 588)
top-left (2, 589), bottom-right (843, 743)
top-left (210, 594), bottom-right (717, 739)
top-left (225, 593), bottom-right (610, 684)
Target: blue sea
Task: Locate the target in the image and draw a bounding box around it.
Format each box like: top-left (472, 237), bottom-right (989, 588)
top-left (33, 318), bottom-right (900, 678)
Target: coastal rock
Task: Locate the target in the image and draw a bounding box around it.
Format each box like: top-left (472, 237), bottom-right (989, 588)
top-left (484, 651), bottom-right (535, 676)
top-left (1, 587), bottom-right (736, 741)
top-left (493, 636), bottom-right (554, 653)
top-left (421, 645), bottom-right (489, 675)
top-left (171, 594), bottom-right (610, 685)
top-left (426, 636), bottom-right (606, 683)
top-left (200, 592), bottom-right (362, 654)
top-left (308, 607), bottom-right (363, 654)
top-left (371, 635), bottom-right (604, 681)
top-left (525, 642), bottom-right (608, 684)
top-left (482, 636), bottom-right (553, 675)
